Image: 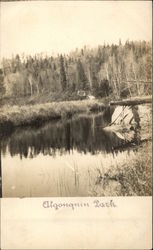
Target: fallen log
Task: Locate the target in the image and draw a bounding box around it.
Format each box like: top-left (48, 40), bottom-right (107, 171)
top-left (110, 96), bottom-right (152, 106)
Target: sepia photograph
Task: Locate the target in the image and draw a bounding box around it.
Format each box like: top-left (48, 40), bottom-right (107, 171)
top-left (0, 0), bottom-right (152, 198)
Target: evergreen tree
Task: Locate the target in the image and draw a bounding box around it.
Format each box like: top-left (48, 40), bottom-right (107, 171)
top-left (98, 79), bottom-right (110, 97)
top-left (77, 59), bottom-right (89, 90)
top-left (59, 55), bottom-right (67, 91)
top-left (91, 71), bottom-right (99, 96)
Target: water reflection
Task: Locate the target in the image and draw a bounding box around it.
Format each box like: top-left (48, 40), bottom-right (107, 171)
top-left (1, 111), bottom-right (132, 197)
top-left (1, 112), bottom-right (123, 159)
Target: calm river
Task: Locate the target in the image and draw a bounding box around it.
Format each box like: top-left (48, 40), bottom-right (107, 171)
top-left (0, 111), bottom-right (136, 197)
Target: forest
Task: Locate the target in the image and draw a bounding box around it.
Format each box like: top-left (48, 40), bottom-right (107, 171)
top-left (0, 40), bottom-right (152, 105)
top-left (0, 41), bottom-right (152, 198)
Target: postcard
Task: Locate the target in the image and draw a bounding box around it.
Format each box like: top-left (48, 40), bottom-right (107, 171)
top-left (0, 1), bottom-right (152, 249)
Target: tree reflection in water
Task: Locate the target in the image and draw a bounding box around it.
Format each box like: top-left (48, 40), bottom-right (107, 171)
top-left (1, 111), bottom-right (124, 159)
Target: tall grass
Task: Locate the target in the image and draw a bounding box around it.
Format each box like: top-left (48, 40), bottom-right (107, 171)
top-left (0, 99), bottom-right (105, 128)
top-left (91, 142), bottom-right (152, 196)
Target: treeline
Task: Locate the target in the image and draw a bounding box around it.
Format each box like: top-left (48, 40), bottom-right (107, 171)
top-left (0, 40), bottom-right (152, 101)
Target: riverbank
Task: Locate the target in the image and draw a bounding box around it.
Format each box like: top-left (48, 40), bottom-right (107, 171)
top-left (0, 99), bottom-right (106, 128)
top-left (90, 140), bottom-right (152, 196)
top-left (1, 101), bottom-right (152, 197)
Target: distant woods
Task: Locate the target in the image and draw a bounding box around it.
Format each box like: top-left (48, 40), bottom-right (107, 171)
top-left (0, 40), bottom-right (152, 102)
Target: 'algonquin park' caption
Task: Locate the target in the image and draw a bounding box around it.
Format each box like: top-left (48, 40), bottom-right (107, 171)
top-left (42, 199), bottom-right (117, 210)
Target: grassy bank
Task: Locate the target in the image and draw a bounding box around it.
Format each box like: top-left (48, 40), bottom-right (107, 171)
top-left (90, 141), bottom-right (152, 196)
top-left (0, 99), bottom-right (106, 128)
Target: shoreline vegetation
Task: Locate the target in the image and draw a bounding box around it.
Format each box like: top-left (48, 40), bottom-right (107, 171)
top-left (0, 96), bottom-right (151, 129)
top-left (0, 99), bottom-right (107, 129)
top-left (90, 141), bottom-right (152, 196)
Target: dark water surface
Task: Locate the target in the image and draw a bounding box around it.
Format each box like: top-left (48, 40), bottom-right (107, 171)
top-left (1, 111), bottom-right (135, 197)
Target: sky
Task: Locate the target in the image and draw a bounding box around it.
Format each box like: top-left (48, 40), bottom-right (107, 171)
top-left (0, 1), bottom-right (152, 59)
